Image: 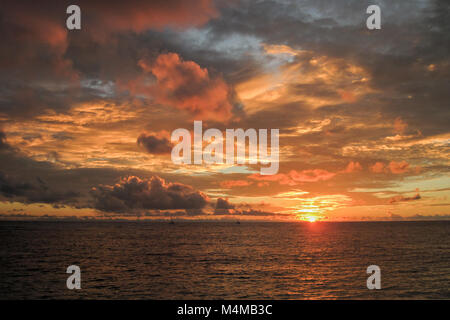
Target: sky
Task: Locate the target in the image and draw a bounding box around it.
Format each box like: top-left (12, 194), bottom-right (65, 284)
top-left (0, 0), bottom-right (448, 221)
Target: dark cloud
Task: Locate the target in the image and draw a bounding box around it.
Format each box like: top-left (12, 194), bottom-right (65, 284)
top-left (216, 198), bottom-right (235, 209)
top-left (0, 0), bottom-right (219, 119)
top-left (386, 212), bottom-right (450, 221)
top-left (91, 176), bottom-right (209, 213)
top-left (0, 146), bottom-right (218, 212)
top-left (51, 132), bottom-right (74, 141)
top-left (389, 193), bottom-right (421, 204)
top-left (214, 197), bottom-right (235, 214)
top-left (214, 197), bottom-right (280, 216)
top-left (83, 0), bottom-right (218, 37)
top-left (21, 133), bottom-right (42, 142)
top-left (408, 214), bottom-right (450, 221)
top-left (137, 134), bottom-right (172, 154)
top-left (195, 0), bottom-right (450, 136)
top-left (0, 172), bottom-right (79, 205)
top-left (0, 131), bottom-right (9, 150)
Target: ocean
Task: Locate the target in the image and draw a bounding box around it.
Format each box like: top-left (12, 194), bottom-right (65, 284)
top-left (0, 221), bottom-right (449, 299)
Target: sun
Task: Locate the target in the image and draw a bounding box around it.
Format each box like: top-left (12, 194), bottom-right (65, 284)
top-left (295, 214), bottom-right (320, 222)
top-left (307, 216), bottom-right (317, 223)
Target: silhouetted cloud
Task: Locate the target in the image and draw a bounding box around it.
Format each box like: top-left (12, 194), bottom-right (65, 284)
top-left (91, 176), bottom-right (209, 213)
top-left (137, 133), bottom-right (172, 154)
top-left (214, 197), bottom-right (235, 214)
top-left (0, 131), bottom-right (9, 150)
top-left (214, 197), bottom-right (280, 216)
top-left (0, 172), bottom-right (79, 204)
top-left (389, 193), bottom-right (421, 204)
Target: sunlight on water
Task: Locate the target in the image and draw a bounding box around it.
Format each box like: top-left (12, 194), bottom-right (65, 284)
top-left (0, 221), bottom-right (449, 299)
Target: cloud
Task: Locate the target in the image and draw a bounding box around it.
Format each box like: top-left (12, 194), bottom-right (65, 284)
top-left (249, 168), bottom-right (336, 186)
top-left (91, 175), bottom-right (209, 213)
top-left (289, 169), bottom-right (336, 182)
top-left (386, 213), bottom-right (450, 221)
top-left (0, 0), bottom-right (220, 118)
top-left (216, 197), bottom-right (235, 209)
top-left (389, 192), bottom-right (421, 204)
top-left (51, 132), bottom-right (74, 141)
top-left (370, 161), bottom-right (411, 174)
top-left (341, 161), bottom-right (362, 173)
top-left (0, 131), bottom-right (9, 150)
top-left (388, 161), bottom-right (410, 174)
top-left (137, 53), bottom-right (233, 120)
top-left (249, 173), bottom-right (297, 186)
top-left (85, 0), bottom-right (218, 38)
top-left (137, 133), bottom-right (172, 154)
top-left (220, 180), bottom-right (252, 188)
top-left (213, 197), bottom-right (278, 216)
top-left (370, 162), bottom-right (385, 173)
top-left (0, 0), bottom-right (448, 221)
top-left (214, 197), bottom-right (235, 214)
top-left (393, 117), bottom-right (408, 134)
top-left (408, 214), bottom-right (450, 221)
top-left (235, 47), bottom-right (371, 114)
top-left (1, 0), bottom-right (218, 48)
top-left (0, 172), bottom-right (79, 205)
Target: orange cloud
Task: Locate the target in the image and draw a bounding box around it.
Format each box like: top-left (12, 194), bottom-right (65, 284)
top-left (339, 90), bottom-right (357, 103)
top-left (389, 193), bottom-right (421, 204)
top-left (289, 169), bottom-right (336, 182)
top-left (370, 162), bottom-right (385, 173)
top-left (342, 161), bottom-right (363, 173)
top-left (138, 53), bottom-right (233, 121)
top-left (220, 180), bottom-right (252, 188)
top-left (370, 161), bottom-right (411, 174)
top-left (236, 46), bottom-right (372, 113)
top-left (249, 169), bottom-right (336, 185)
top-left (257, 182), bottom-right (269, 187)
top-left (88, 0), bottom-right (218, 36)
top-left (393, 117), bottom-right (408, 134)
top-left (3, 6), bottom-right (77, 79)
top-left (248, 173), bottom-right (296, 186)
top-left (1, 0), bottom-right (218, 78)
top-left (388, 161), bottom-right (410, 174)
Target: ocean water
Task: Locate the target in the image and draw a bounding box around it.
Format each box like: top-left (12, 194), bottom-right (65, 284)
top-left (0, 221), bottom-right (449, 299)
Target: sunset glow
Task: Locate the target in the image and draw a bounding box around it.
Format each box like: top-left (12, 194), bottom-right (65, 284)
top-left (306, 216), bottom-right (318, 223)
top-left (0, 0), bottom-right (448, 223)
